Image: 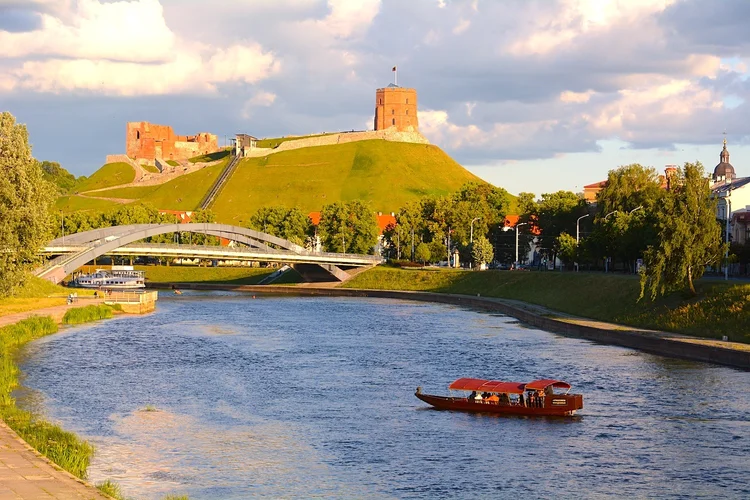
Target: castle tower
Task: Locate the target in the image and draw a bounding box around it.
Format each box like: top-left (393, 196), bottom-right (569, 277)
top-left (374, 84), bottom-right (418, 132)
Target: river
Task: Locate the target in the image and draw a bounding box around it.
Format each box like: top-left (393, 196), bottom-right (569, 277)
top-left (17, 292), bottom-right (750, 499)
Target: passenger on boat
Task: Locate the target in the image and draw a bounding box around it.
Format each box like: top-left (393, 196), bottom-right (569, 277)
top-left (487, 394), bottom-right (499, 403)
top-left (474, 392), bottom-right (483, 401)
top-left (519, 394), bottom-right (525, 406)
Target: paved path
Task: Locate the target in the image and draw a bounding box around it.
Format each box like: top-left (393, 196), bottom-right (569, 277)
top-left (0, 421), bottom-right (109, 499)
top-left (0, 301), bottom-right (111, 499)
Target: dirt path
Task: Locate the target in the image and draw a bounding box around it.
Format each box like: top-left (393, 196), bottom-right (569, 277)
top-left (0, 299), bottom-right (104, 329)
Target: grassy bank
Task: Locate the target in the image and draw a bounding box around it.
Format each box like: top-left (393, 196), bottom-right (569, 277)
top-left (342, 267), bottom-right (750, 343)
top-left (0, 316), bottom-right (94, 478)
top-left (76, 162), bottom-right (135, 192)
top-left (62, 304), bottom-right (115, 325)
top-left (133, 265), bottom-right (277, 285)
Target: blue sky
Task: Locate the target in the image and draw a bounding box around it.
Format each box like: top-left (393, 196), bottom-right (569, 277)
top-left (2, 0), bottom-right (750, 197)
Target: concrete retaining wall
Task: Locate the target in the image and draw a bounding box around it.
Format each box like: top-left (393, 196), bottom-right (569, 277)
top-left (149, 282), bottom-right (750, 370)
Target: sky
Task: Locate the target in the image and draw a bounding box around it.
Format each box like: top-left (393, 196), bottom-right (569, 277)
top-left (2, 0), bottom-right (750, 197)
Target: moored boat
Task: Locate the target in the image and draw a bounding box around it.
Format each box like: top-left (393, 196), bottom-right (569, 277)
top-left (69, 266), bottom-right (145, 290)
top-left (416, 377), bottom-right (583, 416)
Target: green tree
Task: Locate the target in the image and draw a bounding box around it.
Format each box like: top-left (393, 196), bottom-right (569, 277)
top-left (640, 162), bottom-right (724, 299)
top-left (471, 235), bottom-right (494, 268)
top-left (248, 206), bottom-right (311, 246)
top-left (555, 232), bottom-right (578, 269)
top-left (597, 163), bottom-right (665, 215)
top-left (532, 191), bottom-right (587, 267)
top-left (319, 200), bottom-right (378, 254)
top-left (0, 112), bottom-right (56, 296)
top-left (41, 161), bottom-right (78, 194)
top-left (415, 242), bottom-right (431, 266)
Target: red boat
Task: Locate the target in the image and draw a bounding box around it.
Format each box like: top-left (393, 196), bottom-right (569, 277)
top-left (415, 377), bottom-right (583, 417)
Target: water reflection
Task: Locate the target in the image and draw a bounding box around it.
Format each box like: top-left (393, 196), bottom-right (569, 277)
top-left (17, 294), bottom-right (750, 499)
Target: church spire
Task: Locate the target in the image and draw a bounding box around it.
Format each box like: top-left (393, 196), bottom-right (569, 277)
top-left (721, 136), bottom-right (730, 163)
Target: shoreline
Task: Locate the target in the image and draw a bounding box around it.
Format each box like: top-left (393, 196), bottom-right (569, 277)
top-left (150, 282), bottom-right (750, 371)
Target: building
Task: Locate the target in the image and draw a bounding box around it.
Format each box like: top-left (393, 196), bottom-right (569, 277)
top-left (583, 181), bottom-right (607, 203)
top-left (374, 84), bottom-right (418, 132)
top-left (731, 207), bottom-right (750, 245)
top-left (710, 139), bottom-right (750, 237)
top-left (233, 134), bottom-right (258, 157)
top-left (126, 121), bottom-right (218, 165)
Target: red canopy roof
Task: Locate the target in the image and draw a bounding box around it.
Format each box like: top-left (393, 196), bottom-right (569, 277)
top-left (525, 379), bottom-right (571, 391)
top-left (448, 378), bottom-right (526, 394)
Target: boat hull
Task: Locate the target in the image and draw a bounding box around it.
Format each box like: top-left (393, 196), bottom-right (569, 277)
top-left (415, 392), bottom-right (583, 417)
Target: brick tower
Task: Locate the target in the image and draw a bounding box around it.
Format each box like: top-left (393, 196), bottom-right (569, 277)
top-left (374, 84), bottom-right (418, 132)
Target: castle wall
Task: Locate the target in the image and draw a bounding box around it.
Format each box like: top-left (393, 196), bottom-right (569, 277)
top-left (126, 121), bottom-right (218, 163)
top-left (374, 87), bottom-right (418, 132)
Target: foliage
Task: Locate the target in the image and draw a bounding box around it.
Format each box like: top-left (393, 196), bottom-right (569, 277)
top-left (248, 206), bottom-right (312, 246)
top-left (0, 112), bottom-right (56, 297)
top-left (596, 164), bottom-right (665, 215)
top-left (75, 162), bottom-right (135, 192)
top-left (471, 235), bottom-right (494, 266)
top-left (55, 194), bottom-right (125, 213)
top-left (343, 266), bottom-right (750, 342)
top-left (50, 203), bottom-right (177, 239)
top-left (0, 316), bottom-right (95, 478)
top-left (640, 162), bottom-right (724, 299)
top-left (555, 232), bottom-right (578, 267)
top-left (415, 242), bottom-right (431, 265)
top-left (96, 480), bottom-right (125, 500)
top-left (530, 190), bottom-right (587, 266)
top-left (318, 200), bottom-right (379, 254)
top-left (41, 161), bottom-right (78, 194)
top-left (62, 304), bottom-right (115, 325)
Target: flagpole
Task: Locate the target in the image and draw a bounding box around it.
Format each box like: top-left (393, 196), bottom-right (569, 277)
top-left (394, 66), bottom-right (397, 86)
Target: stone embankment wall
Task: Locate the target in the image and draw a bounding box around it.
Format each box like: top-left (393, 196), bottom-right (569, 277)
top-left (146, 283), bottom-right (750, 371)
top-left (242, 128), bottom-right (430, 158)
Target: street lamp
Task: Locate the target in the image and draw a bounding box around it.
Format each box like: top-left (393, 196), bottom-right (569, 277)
top-left (720, 191), bottom-right (732, 280)
top-left (503, 222), bottom-right (528, 267)
top-left (470, 217), bottom-right (481, 243)
top-left (630, 206), bottom-right (643, 214)
top-left (575, 214), bottom-right (590, 272)
top-left (604, 210), bottom-right (617, 220)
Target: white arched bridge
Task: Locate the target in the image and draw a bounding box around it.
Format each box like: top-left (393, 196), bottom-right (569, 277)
top-left (36, 223), bottom-right (382, 284)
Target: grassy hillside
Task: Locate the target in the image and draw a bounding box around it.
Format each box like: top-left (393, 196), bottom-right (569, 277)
top-left (256, 133), bottom-right (337, 149)
top-left (343, 267), bottom-right (750, 342)
top-left (189, 150), bottom-right (230, 163)
top-left (0, 275), bottom-right (94, 318)
top-left (212, 140), bottom-right (484, 224)
top-left (75, 162), bottom-right (135, 192)
top-left (54, 195), bottom-right (128, 212)
top-left (94, 160), bottom-right (228, 210)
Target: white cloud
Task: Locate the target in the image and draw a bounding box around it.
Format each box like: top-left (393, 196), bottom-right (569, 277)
top-left (314, 0), bottom-right (381, 39)
top-left (0, 0), bottom-right (279, 96)
top-left (453, 18), bottom-right (471, 35)
top-left (248, 91), bottom-right (277, 107)
top-left (560, 90), bottom-right (594, 103)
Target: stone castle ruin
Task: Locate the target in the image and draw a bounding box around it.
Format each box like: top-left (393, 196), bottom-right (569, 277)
top-left (374, 84), bottom-right (418, 132)
top-left (126, 122), bottom-right (218, 166)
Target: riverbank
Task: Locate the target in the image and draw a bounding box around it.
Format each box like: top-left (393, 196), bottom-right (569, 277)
top-left (147, 281), bottom-right (750, 370)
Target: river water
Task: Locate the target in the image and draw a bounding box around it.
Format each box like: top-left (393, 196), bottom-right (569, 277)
top-left (16, 292), bottom-right (750, 499)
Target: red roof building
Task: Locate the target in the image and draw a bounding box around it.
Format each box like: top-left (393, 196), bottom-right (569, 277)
top-left (308, 211), bottom-right (396, 235)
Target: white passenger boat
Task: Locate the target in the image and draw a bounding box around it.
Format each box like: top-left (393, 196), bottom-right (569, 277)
top-left (70, 266), bottom-right (145, 289)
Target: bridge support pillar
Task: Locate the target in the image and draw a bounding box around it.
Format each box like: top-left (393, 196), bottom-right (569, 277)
top-left (292, 263), bottom-right (351, 282)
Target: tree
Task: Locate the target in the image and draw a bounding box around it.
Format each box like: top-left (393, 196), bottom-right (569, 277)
top-left (318, 200), bottom-right (379, 254)
top-left (415, 242), bottom-right (431, 266)
top-left (41, 161), bottom-right (78, 194)
top-left (555, 232), bottom-right (577, 269)
top-left (597, 164), bottom-right (665, 215)
top-left (532, 191), bottom-right (586, 267)
top-left (0, 112), bottom-right (56, 296)
top-left (248, 206), bottom-right (311, 246)
top-left (640, 162), bottom-right (724, 299)
top-left (471, 235), bottom-right (494, 268)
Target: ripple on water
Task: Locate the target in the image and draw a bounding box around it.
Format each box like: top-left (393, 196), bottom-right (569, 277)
top-left (15, 294), bottom-right (750, 500)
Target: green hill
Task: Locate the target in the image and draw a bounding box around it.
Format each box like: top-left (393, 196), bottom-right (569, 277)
top-left (75, 162), bottom-right (135, 192)
top-left (211, 140), bottom-right (484, 224)
top-left (93, 160), bottom-right (228, 210)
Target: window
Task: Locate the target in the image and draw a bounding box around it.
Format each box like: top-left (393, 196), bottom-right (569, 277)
top-left (136, 131), bottom-right (140, 139)
top-left (406, 98), bottom-right (409, 104)
top-left (392, 118), bottom-right (396, 125)
top-left (392, 109), bottom-right (395, 115)
top-left (406, 110), bottom-right (409, 115)
top-left (379, 98), bottom-right (382, 105)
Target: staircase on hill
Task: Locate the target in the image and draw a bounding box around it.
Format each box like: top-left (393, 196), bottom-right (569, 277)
top-left (200, 154), bottom-right (241, 210)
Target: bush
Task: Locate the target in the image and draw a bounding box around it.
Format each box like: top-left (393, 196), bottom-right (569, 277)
top-left (62, 304), bottom-right (114, 325)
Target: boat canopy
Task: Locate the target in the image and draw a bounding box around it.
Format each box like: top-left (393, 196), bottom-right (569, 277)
top-left (525, 379), bottom-right (571, 391)
top-left (448, 378), bottom-right (526, 394)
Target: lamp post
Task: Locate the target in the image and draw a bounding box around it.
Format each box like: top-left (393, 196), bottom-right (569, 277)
top-left (575, 214), bottom-right (590, 272)
top-left (603, 211), bottom-right (616, 272)
top-left (470, 217), bottom-right (481, 243)
top-left (721, 192), bottom-right (732, 280)
top-left (630, 206), bottom-right (643, 214)
top-left (503, 222), bottom-right (529, 268)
